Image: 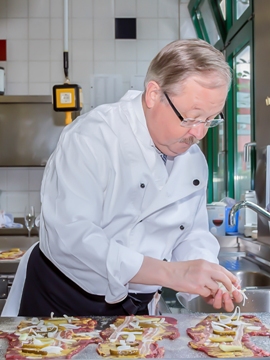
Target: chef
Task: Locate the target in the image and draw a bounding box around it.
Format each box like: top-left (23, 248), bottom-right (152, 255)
top-left (3, 39), bottom-right (242, 317)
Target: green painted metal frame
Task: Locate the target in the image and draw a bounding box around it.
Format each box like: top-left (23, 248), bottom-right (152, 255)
top-left (188, 0), bottom-right (254, 202)
top-left (225, 19), bottom-right (254, 199)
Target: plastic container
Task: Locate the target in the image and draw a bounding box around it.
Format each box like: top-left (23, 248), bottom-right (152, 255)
top-left (225, 206), bottom-right (239, 234)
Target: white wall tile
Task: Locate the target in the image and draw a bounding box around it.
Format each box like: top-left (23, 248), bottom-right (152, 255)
top-left (71, 0), bottom-right (93, 18)
top-left (29, 0), bottom-right (50, 18)
top-left (94, 40), bottom-right (115, 61)
top-left (7, 191), bottom-right (29, 215)
top-left (51, 18), bottom-right (63, 40)
top-left (50, 0), bottom-right (62, 18)
top-left (72, 40), bottom-right (93, 61)
top-left (115, 41), bottom-right (136, 61)
top-left (158, 18), bottom-right (179, 40)
top-left (0, 169), bottom-right (8, 191)
top-left (6, 82), bottom-right (29, 95)
top-left (180, 3), bottom-right (196, 39)
top-left (115, 61), bottom-right (137, 80)
top-left (29, 19), bottom-right (50, 39)
top-left (29, 168), bottom-right (44, 191)
top-left (29, 191), bottom-right (41, 214)
top-left (0, 19), bottom-right (7, 38)
top-left (94, 18), bottom-right (114, 40)
top-left (158, 0), bottom-right (179, 18)
top-left (7, 61), bottom-right (28, 82)
top-left (29, 83), bottom-right (51, 95)
top-left (29, 40), bottom-right (50, 61)
top-left (137, 40), bottom-right (159, 61)
top-left (93, 0), bottom-right (114, 18)
top-left (137, 19), bottom-right (158, 40)
top-left (29, 61), bottom-right (50, 82)
top-left (137, 61), bottom-right (150, 77)
top-left (7, 40), bottom-right (28, 61)
top-left (130, 75), bottom-right (145, 91)
top-left (93, 61), bottom-right (115, 74)
top-left (137, 0), bottom-right (158, 18)
top-left (7, 169), bottom-right (28, 191)
top-left (7, 0), bottom-right (28, 18)
top-left (115, 0), bottom-right (136, 17)
top-left (0, 0), bottom-right (7, 19)
top-left (51, 61), bottom-right (65, 83)
top-left (158, 39), bottom-right (173, 51)
top-left (50, 40), bottom-right (63, 61)
top-left (72, 18), bottom-right (93, 40)
top-left (7, 19), bottom-right (28, 39)
top-left (0, 192), bottom-right (7, 210)
top-left (73, 61), bottom-right (93, 83)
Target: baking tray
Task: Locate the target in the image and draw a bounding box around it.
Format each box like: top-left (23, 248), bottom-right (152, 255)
top-left (0, 314), bottom-right (270, 359)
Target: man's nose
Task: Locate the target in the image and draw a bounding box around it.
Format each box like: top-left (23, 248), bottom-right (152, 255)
top-left (188, 123), bottom-right (208, 140)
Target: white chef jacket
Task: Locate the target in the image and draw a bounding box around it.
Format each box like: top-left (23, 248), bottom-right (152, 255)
top-left (37, 90), bottom-right (220, 304)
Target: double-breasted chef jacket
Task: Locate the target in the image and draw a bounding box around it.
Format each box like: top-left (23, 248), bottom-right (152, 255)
top-left (3, 90), bottom-right (220, 315)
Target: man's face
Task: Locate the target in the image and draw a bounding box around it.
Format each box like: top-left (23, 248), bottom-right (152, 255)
top-left (144, 76), bottom-right (228, 157)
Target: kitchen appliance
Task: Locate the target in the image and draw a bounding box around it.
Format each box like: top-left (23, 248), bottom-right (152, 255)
top-left (0, 236), bottom-right (38, 312)
top-left (0, 96), bottom-right (80, 166)
top-left (0, 67), bottom-right (4, 95)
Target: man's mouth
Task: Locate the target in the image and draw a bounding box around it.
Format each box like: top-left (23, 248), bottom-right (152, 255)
top-left (178, 137), bottom-right (200, 146)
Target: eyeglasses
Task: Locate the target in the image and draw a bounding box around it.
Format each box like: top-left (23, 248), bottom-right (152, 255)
top-left (164, 92), bottom-right (224, 128)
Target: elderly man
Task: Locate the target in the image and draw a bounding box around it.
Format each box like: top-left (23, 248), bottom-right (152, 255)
top-left (3, 39), bottom-right (242, 317)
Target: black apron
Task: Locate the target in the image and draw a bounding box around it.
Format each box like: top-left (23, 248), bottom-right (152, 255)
top-left (18, 243), bottom-right (155, 317)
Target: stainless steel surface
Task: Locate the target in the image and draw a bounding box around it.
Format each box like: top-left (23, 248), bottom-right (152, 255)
top-left (177, 290), bottom-right (270, 313)
top-left (215, 235), bottom-right (239, 248)
top-left (234, 270), bottom-right (270, 288)
top-left (229, 200), bottom-right (270, 226)
top-left (238, 237), bottom-right (270, 263)
top-left (0, 314), bottom-right (270, 359)
top-left (0, 96), bottom-right (79, 166)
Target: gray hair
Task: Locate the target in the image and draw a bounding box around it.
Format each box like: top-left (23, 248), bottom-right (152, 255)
top-left (144, 39), bottom-right (232, 96)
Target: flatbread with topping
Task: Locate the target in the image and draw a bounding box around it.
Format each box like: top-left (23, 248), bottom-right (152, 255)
top-left (0, 315), bottom-right (101, 359)
top-left (0, 248), bottom-right (25, 260)
top-left (187, 307), bottom-right (270, 358)
top-left (97, 315), bottom-right (180, 358)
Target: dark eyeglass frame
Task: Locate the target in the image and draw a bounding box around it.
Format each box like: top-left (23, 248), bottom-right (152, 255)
top-left (163, 92), bottom-right (224, 128)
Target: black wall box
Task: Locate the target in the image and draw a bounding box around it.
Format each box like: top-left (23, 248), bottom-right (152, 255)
top-left (115, 18), bottom-right (136, 39)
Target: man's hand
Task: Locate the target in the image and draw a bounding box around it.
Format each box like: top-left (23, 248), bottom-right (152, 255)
top-left (203, 284), bottom-right (243, 312)
top-left (131, 257), bottom-right (241, 307)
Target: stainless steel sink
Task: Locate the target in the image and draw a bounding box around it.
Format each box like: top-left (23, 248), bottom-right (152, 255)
top-left (177, 289), bottom-right (270, 313)
top-left (234, 270), bottom-right (270, 288)
top-left (162, 268), bottom-right (270, 314)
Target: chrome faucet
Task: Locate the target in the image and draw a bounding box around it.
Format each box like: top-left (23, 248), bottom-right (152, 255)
top-left (229, 200), bottom-right (270, 226)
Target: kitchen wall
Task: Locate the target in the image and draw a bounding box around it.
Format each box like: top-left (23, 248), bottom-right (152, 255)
top-left (0, 0), bottom-right (196, 217)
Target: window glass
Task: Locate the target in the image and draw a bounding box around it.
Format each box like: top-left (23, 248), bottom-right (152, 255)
top-left (213, 123), bottom-right (226, 201)
top-left (234, 45), bottom-right (251, 199)
top-left (199, 0), bottom-right (220, 45)
top-left (236, 0), bottom-right (249, 20)
top-left (219, 0), bottom-right (226, 20)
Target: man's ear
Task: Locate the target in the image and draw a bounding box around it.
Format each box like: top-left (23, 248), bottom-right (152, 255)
top-left (144, 81), bottom-right (160, 109)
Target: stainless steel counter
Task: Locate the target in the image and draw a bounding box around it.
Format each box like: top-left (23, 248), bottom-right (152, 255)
top-left (0, 314), bottom-right (270, 359)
